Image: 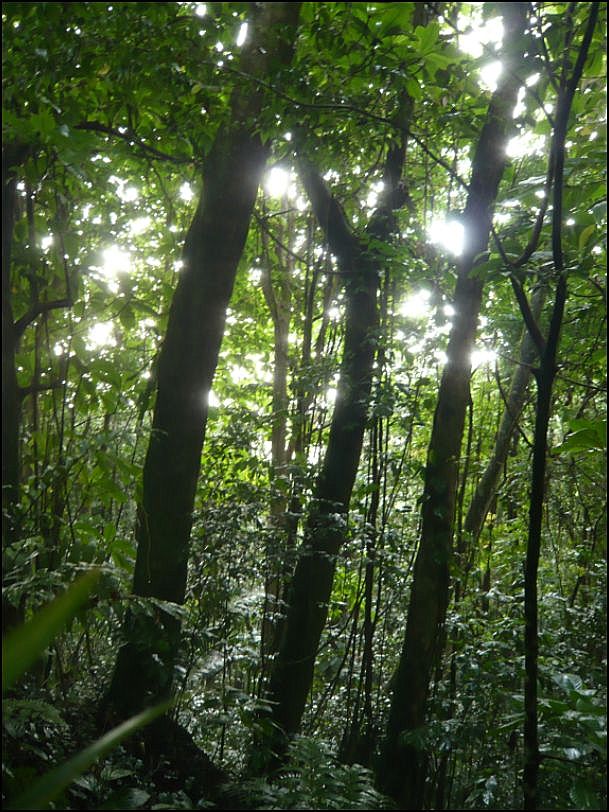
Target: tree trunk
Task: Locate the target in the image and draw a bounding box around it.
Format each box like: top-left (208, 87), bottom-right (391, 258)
top-left (104, 2), bottom-right (301, 720)
top-left (2, 144), bottom-right (29, 632)
top-left (465, 284), bottom-right (546, 542)
top-left (379, 5), bottom-right (528, 808)
top-left (522, 7), bottom-right (599, 806)
top-left (257, 80), bottom-right (415, 766)
top-left (260, 205), bottom-right (293, 662)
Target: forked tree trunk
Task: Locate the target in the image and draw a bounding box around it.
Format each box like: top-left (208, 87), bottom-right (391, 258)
top-left (104, 2), bottom-right (301, 720)
top-left (379, 5), bottom-right (528, 808)
top-left (256, 74), bottom-right (417, 767)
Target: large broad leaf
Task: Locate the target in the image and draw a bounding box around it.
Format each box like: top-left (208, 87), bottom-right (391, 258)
top-left (9, 702), bottom-right (169, 810)
top-left (2, 571), bottom-right (100, 691)
top-left (555, 419), bottom-right (607, 455)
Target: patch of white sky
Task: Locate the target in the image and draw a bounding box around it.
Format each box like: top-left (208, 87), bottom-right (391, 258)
top-left (456, 10), bottom-right (504, 90)
top-left (264, 166), bottom-right (297, 199)
top-left (87, 321), bottom-right (116, 351)
top-left (427, 217), bottom-right (466, 257)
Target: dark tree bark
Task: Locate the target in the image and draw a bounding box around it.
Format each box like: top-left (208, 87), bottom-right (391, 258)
top-left (2, 144), bottom-right (31, 632)
top-left (379, 5), bottom-right (528, 808)
top-left (256, 79), bottom-right (416, 767)
top-left (464, 284), bottom-right (546, 542)
top-left (2, 146), bottom-right (24, 549)
top-left (104, 2), bottom-right (302, 720)
top-left (520, 6), bottom-right (599, 807)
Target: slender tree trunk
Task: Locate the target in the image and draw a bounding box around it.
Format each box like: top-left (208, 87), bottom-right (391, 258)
top-left (2, 144), bottom-right (29, 632)
top-left (260, 205), bottom-right (293, 661)
top-left (465, 284), bottom-right (546, 542)
top-left (104, 2), bottom-right (301, 720)
top-left (379, 5), bottom-right (528, 808)
top-left (522, 7), bottom-right (599, 806)
top-left (257, 80), bottom-right (416, 766)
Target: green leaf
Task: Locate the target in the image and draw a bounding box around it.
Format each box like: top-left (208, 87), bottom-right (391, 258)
top-left (2, 571), bottom-right (99, 691)
top-left (578, 224), bottom-right (596, 250)
top-left (570, 778), bottom-right (602, 810)
top-left (9, 703), bottom-right (169, 810)
top-left (555, 420), bottom-right (607, 454)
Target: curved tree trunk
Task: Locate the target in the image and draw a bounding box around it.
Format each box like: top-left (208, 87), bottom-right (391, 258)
top-left (256, 75), bottom-right (417, 767)
top-left (465, 284), bottom-right (546, 543)
top-left (104, 2), bottom-right (302, 721)
top-left (379, 5), bottom-right (528, 808)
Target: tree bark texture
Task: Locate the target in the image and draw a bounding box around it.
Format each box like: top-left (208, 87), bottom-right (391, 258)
top-left (379, 5), bottom-right (528, 808)
top-left (259, 80), bottom-right (416, 764)
top-left (105, 2), bottom-right (302, 719)
top-left (465, 284), bottom-right (546, 542)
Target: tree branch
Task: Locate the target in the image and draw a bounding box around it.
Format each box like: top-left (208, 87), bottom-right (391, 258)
top-left (14, 297), bottom-right (71, 339)
top-left (295, 152), bottom-right (360, 265)
top-left (76, 121), bottom-right (197, 166)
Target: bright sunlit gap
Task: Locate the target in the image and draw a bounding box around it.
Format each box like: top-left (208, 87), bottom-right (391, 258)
top-left (458, 15), bottom-right (504, 59)
top-left (506, 130), bottom-right (546, 158)
top-left (236, 22), bottom-right (248, 47)
top-left (265, 166), bottom-right (291, 198)
top-left (400, 289), bottom-right (432, 320)
top-left (87, 322), bottom-right (115, 350)
top-left (479, 60), bottom-right (502, 92)
top-left (471, 347), bottom-right (497, 368)
top-left (428, 217), bottom-right (466, 256)
top-left (109, 176), bottom-right (139, 203)
top-left (101, 245), bottom-right (131, 281)
top-left (180, 182), bottom-right (194, 202)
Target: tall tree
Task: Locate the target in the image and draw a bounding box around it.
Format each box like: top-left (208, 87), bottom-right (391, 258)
top-left (379, 4), bottom-right (529, 808)
top-left (510, 5), bottom-right (601, 806)
top-left (104, 2), bottom-right (302, 720)
top-left (257, 17), bottom-right (422, 756)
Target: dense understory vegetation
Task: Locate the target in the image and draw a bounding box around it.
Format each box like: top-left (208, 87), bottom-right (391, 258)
top-left (2, 2), bottom-right (606, 810)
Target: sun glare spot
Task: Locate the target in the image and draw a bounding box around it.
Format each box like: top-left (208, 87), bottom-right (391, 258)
top-left (207, 390), bottom-right (220, 408)
top-left (195, 3), bottom-right (206, 17)
top-left (458, 15), bottom-right (504, 58)
top-left (471, 348), bottom-right (497, 368)
top-left (428, 218), bottom-right (465, 256)
top-left (129, 216), bottom-right (150, 236)
top-left (400, 289), bottom-right (432, 320)
top-left (506, 131), bottom-right (546, 158)
top-left (236, 22), bottom-right (248, 47)
top-left (326, 387), bottom-right (338, 405)
top-left (479, 60), bottom-right (503, 92)
top-left (102, 245), bottom-right (131, 280)
top-left (87, 322), bottom-right (115, 350)
top-left (265, 166), bottom-right (290, 198)
top-left (180, 182), bottom-right (194, 202)
top-left (120, 186), bottom-right (138, 203)
top-left (230, 365), bottom-right (249, 384)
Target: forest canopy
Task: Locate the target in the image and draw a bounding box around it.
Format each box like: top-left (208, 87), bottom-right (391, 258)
top-left (2, 2), bottom-right (607, 810)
